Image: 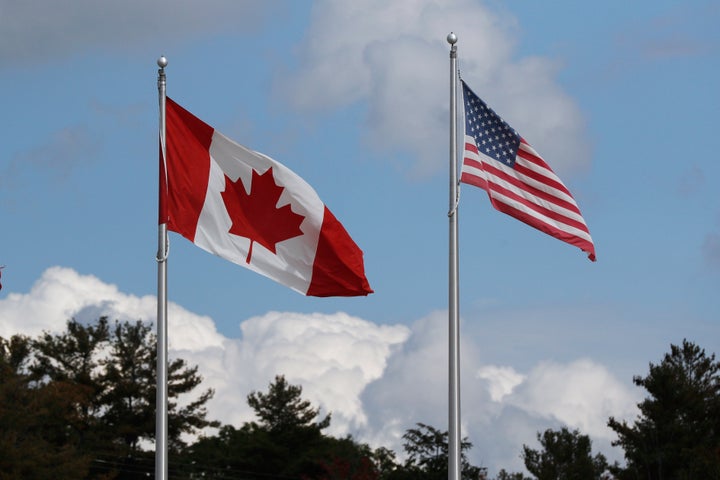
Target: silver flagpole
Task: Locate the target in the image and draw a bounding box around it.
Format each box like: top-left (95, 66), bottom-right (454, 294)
top-left (446, 33), bottom-right (461, 480)
top-left (156, 55), bottom-right (169, 480)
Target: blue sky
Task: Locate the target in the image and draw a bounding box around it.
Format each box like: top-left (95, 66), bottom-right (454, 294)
top-left (1, 0), bottom-right (718, 476)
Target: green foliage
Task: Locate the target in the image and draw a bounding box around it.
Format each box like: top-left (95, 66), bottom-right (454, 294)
top-left (384, 422), bottom-right (486, 480)
top-left (97, 320), bottom-right (157, 451)
top-left (493, 469), bottom-right (530, 480)
top-left (608, 339), bottom-right (720, 480)
top-left (244, 374), bottom-right (332, 478)
top-left (0, 317), bottom-right (216, 480)
top-left (188, 375), bottom-right (376, 480)
top-left (0, 335), bottom-right (91, 479)
top-left (187, 380), bottom-right (490, 480)
top-left (247, 374), bottom-right (331, 433)
top-left (370, 446), bottom-right (400, 478)
top-left (31, 317), bottom-right (110, 422)
top-left (315, 436), bottom-right (380, 480)
top-left (6, 314), bottom-right (718, 480)
top-left (522, 427), bottom-right (608, 480)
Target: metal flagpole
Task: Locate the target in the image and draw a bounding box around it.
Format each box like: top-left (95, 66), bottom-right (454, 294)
top-left (447, 33), bottom-right (461, 480)
top-left (156, 55), bottom-right (169, 480)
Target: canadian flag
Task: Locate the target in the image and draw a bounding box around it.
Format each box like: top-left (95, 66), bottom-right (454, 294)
top-left (161, 98), bottom-right (372, 297)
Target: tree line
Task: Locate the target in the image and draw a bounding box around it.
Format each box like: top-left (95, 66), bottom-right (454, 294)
top-left (1, 317), bottom-right (718, 479)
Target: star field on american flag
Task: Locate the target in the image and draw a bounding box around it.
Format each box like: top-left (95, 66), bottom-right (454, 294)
top-left (463, 85), bottom-right (520, 168)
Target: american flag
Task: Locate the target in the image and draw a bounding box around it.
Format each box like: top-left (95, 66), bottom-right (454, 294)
top-left (460, 80), bottom-right (596, 261)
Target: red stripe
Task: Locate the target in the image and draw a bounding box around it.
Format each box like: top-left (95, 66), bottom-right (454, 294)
top-left (463, 152), bottom-right (595, 260)
top-left (492, 200), bottom-right (596, 261)
top-left (463, 141), bottom-right (579, 215)
top-left (461, 153), bottom-right (488, 190)
top-left (462, 157), bottom-right (483, 170)
top-left (307, 207), bottom-right (373, 297)
top-left (460, 170), bottom-right (488, 190)
top-left (165, 98), bottom-right (213, 243)
top-left (487, 180), bottom-right (590, 235)
top-left (480, 161), bottom-right (582, 217)
top-left (516, 147), bottom-right (573, 198)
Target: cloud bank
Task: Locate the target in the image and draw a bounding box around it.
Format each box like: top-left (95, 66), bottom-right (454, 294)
top-left (279, 0), bottom-right (590, 177)
top-left (0, 267), bottom-right (638, 475)
top-left (1, 0), bottom-right (591, 180)
top-left (0, 1), bottom-right (279, 66)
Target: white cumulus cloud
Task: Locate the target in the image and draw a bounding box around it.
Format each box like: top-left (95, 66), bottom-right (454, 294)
top-left (0, 267), bottom-right (638, 476)
top-left (0, 266), bottom-right (224, 351)
top-left (506, 359), bottom-right (640, 440)
top-left (477, 365), bottom-right (525, 402)
top-left (279, 0), bottom-right (590, 177)
top-left (0, 0), bottom-right (279, 66)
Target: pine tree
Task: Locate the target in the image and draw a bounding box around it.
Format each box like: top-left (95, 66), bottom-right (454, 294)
top-left (521, 427), bottom-right (608, 480)
top-left (247, 374), bottom-right (331, 433)
top-left (0, 335), bottom-right (91, 479)
top-left (27, 317), bottom-right (217, 479)
top-left (608, 339), bottom-right (720, 479)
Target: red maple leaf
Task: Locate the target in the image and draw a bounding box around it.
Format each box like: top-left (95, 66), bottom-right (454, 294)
top-left (221, 167), bottom-right (305, 264)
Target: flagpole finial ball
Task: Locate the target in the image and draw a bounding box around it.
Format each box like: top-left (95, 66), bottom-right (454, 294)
top-left (447, 32), bottom-right (457, 45)
top-left (157, 56), bottom-right (168, 68)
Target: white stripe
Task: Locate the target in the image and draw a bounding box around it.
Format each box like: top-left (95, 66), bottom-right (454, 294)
top-left (516, 143), bottom-right (574, 196)
top-left (482, 163), bottom-right (588, 226)
top-left (465, 136), bottom-right (578, 208)
top-left (463, 111), bottom-right (594, 251)
top-left (461, 158), bottom-right (485, 177)
top-left (518, 141), bottom-right (542, 161)
top-left (465, 141), bottom-right (583, 218)
top-left (461, 139), bottom-right (585, 225)
top-left (464, 136), bottom-right (588, 226)
top-left (489, 188), bottom-right (593, 243)
top-left (463, 137), bottom-right (481, 162)
top-left (461, 164), bottom-right (484, 179)
top-left (511, 160), bottom-right (578, 209)
top-left (517, 144), bottom-right (564, 183)
top-left (465, 137), bottom-right (576, 208)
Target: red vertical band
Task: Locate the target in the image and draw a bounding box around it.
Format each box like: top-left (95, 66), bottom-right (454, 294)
top-left (165, 97), bottom-right (214, 242)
